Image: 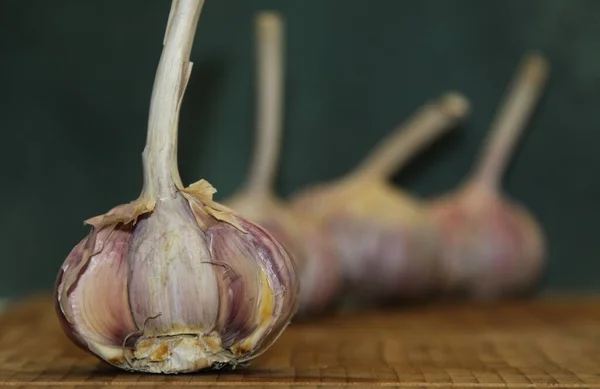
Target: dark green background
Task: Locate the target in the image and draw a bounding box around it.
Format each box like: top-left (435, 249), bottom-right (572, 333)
top-left (1, 0), bottom-right (598, 299)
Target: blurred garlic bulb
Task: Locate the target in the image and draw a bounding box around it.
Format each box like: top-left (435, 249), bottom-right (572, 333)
top-left (290, 93), bottom-right (470, 308)
top-left (426, 53), bottom-right (549, 300)
top-left (54, 0), bottom-right (298, 374)
top-left (222, 12), bottom-right (341, 319)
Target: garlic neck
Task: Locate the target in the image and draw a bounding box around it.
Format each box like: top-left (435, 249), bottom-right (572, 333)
top-left (141, 0), bottom-right (205, 200)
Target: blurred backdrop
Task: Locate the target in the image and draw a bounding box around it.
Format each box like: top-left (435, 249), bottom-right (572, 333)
top-left (0, 0), bottom-right (599, 299)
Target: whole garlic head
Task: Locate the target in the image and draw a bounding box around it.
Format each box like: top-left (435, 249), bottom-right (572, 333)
top-left (54, 0), bottom-right (298, 374)
top-left (427, 181), bottom-right (546, 299)
top-left (55, 180), bottom-right (299, 373)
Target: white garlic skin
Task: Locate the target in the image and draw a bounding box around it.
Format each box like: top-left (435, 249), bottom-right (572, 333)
top-left (55, 187), bottom-right (299, 374)
top-left (427, 181), bottom-right (546, 300)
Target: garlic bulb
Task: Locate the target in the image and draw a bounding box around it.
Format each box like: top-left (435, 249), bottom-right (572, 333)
top-left (222, 12), bottom-right (341, 319)
top-left (54, 0), bottom-right (298, 374)
top-left (290, 93), bottom-right (470, 308)
top-left (426, 53), bottom-right (549, 300)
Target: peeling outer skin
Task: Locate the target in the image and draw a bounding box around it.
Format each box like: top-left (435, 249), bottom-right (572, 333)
top-left (427, 184), bottom-right (546, 300)
top-left (84, 197), bottom-right (156, 228)
top-left (181, 179), bottom-right (247, 233)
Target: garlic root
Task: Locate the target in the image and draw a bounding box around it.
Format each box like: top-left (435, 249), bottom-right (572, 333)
top-left (426, 52), bottom-right (549, 301)
top-left (290, 93), bottom-right (470, 308)
top-left (55, 0), bottom-right (299, 374)
top-left (222, 12), bottom-right (342, 319)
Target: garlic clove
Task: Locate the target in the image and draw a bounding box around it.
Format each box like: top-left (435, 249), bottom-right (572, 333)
top-left (56, 226), bottom-right (136, 364)
top-left (208, 222), bottom-right (262, 347)
top-left (209, 218), bottom-right (295, 358)
top-left (126, 192), bottom-right (220, 337)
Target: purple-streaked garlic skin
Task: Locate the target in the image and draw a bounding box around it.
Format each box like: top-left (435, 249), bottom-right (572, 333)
top-left (291, 178), bottom-right (441, 307)
top-left (54, 184), bottom-right (299, 374)
top-left (55, 226), bottom-right (135, 356)
top-left (427, 182), bottom-right (546, 300)
top-left (329, 217), bottom-right (439, 300)
top-left (295, 227), bottom-right (341, 318)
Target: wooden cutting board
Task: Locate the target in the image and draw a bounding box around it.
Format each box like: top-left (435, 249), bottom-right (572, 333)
top-left (1, 294), bottom-right (600, 388)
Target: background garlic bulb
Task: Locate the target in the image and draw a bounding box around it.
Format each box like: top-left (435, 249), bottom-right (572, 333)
top-left (54, 0), bottom-right (299, 374)
top-left (290, 93), bottom-right (470, 308)
top-left (426, 53), bottom-right (549, 301)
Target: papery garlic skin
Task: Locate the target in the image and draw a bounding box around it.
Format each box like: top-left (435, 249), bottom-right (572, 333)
top-left (55, 181), bottom-right (299, 373)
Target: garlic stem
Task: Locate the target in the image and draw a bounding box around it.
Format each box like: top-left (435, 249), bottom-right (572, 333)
top-left (471, 52), bottom-right (549, 190)
top-left (141, 0), bottom-right (205, 200)
top-left (244, 12), bottom-right (285, 196)
top-left (352, 92), bottom-right (470, 181)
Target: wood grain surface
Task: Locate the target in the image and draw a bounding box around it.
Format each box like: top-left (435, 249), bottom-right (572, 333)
top-left (2, 294), bottom-right (600, 388)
